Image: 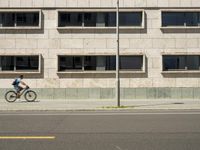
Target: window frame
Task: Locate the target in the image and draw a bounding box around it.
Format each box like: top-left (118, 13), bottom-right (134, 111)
top-left (162, 53), bottom-right (200, 73)
top-left (160, 9), bottom-right (200, 29)
top-left (57, 54), bottom-right (145, 74)
top-left (0, 9), bottom-right (42, 29)
top-left (57, 9), bottom-right (145, 30)
top-left (0, 54), bottom-right (41, 74)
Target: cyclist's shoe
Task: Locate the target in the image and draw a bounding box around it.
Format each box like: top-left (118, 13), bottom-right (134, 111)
top-left (26, 86), bottom-right (30, 89)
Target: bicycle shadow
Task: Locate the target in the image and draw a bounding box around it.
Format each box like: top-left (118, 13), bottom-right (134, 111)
top-left (14, 100), bottom-right (40, 103)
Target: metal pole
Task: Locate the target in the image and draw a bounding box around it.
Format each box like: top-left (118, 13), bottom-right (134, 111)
top-left (116, 0), bottom-right (120, 107)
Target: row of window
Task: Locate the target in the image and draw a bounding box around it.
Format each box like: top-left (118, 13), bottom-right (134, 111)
top-left (58, 56), bottom-right (143, 71)
top-left (1, 55), bottom-right (200, 73)
top-left (1, 10), bottom-right (200, 28)
top-left (58, 12), bottom-right (142, 27)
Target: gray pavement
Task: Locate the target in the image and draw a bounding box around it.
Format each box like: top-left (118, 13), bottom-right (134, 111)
top-left (1, 98), bottom-right (200, 110)
top-left (0, 111), bottom-right (200, 150)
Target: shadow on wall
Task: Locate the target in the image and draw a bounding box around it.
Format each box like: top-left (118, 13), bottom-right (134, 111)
top-left (161, 28), bottom-right (200, 33)
top-left (58, 28), bottom-right (146, 34)
top-left (57, 72), bottom-right (148, 79)
top-left (162, 73), bottom-right (200, 78)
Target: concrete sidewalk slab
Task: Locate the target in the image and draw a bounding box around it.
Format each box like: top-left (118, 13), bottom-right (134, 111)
top-left (1, 99), bottom-right (200, 111)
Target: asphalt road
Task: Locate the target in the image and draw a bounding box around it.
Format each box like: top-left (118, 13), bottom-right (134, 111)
top-left (0, 110), bottom-right (200, 150)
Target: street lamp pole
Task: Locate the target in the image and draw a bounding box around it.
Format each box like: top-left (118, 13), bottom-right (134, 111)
top-left (116, 0), bottom-right (120, 107)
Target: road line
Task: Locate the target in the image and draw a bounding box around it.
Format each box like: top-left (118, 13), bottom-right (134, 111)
top-left (0, 136), bottom-right (55, 140)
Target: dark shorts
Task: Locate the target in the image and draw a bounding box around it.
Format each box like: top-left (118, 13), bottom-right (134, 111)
top-left (14, 85), bottom-right (23, 93)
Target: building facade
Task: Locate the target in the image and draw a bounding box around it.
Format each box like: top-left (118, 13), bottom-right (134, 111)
top-left (0, 0), bottom-right (200, 100)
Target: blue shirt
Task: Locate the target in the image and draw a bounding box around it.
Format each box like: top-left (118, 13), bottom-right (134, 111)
top-left (15, 78), bottom-right (21, 86)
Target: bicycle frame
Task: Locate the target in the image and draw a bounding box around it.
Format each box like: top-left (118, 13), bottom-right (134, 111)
top-left (19, 87), bottom-right (30, 97)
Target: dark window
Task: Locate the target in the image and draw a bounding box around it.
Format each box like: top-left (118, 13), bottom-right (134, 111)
top-left (1, 56), bottom-right (14, 71)
top-left (162, 12), bottom-right (185, 26)
top-left (163, 56), bottom-right (186, 70)
top-left (0, 12), bottom-right (39, 27)
top-left (58, 12), bottom-right (82, 27)
top-left (186, 56), bottom-right (199, 70)
top-left (16, 56), bottom-right (39, 71)
top-left (185, 12), bottom-right (200, 26)
top-left (59, 56), bottom-right (82, 71)
top-left (96, 56), bottom-right (106, 70)
top-left (84, 56), bottom-right (96, 70)
top-left (16, 12), bottom-right (39, 26)
top-left (58, 56), bottom-right (143, 72)
top-left (162, 12), bottom-right (200, 27)
top-left (58, 12), bottom-right (143, 27)
top-left (106, 56), bottom-right (116, 70)
top-left (163, 55), bottom-right (200, 71)
top-left (84, 13), bottom-right (97, 27)
top-left (0, 13), bottom-right (15, 27)
top-left (119, 12), bottom-right (142, 26)
top-left (120, 56), bottom-right (143, 70)
top-left (105, 12), bottom-right (116, 27)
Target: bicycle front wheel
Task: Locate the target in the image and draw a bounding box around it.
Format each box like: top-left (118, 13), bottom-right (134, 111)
top-left (5, 91), bottom-right (17, 103)
top-left (24, 90), bottom-right (37, 102)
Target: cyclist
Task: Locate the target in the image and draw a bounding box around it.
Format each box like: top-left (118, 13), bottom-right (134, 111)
top-left (12, 75), bottom-right (28, 98)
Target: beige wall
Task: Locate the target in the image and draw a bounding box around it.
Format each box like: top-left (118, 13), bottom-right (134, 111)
top-left (1, 0), bottom-right (200, 8)
top-left (0, 0), bottom-right (200, 88)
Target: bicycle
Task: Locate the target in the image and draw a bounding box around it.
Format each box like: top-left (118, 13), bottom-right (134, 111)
top-left (5, 86), bottom-right (37, 103)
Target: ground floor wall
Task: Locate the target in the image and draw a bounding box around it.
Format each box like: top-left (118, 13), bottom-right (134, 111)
top-left (1, 87), bottom-right (200, 100)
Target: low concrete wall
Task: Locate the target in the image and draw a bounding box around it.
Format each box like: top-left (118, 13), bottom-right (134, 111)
top-left (1, 88), bottom-right (200, 100)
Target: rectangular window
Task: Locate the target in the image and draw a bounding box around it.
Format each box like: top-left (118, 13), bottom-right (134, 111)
top-left (84, 56), bottom-right (96, 70)
top-left (120, 56), bottom-right (143, 70)
top-left (16, 12), bottom-right (39, 26)
top-left (58, 12), bottom-right (82, 27)
top-left (16, 56), bottom-right (39, 71)
top-left (1, 56), bottom-right (14, 71)
top-left (105, 12), bottom-right (116, 27)
top-left (162, 12), bottom-right (200, 27)
top-left (84, 13), bottom-right (97, 27)
top-left (0, 56), bottom-right (40, 72)
top-left (0, 11), bottom-right (40, 28)
top-left (119, 12), bottom-right (142, 26)
top-left (59, 56), bottom-right (82, 71)
top-left (0, 13), bottom-right (15, 27)
top-left (58, 55), bottom-right (143, 72)
top-left (106, 56), bottom-right (116, 70)
top-left (163, 55), bottom-right (200, 71)
top-left (58, 11), bottom-right (143, 28)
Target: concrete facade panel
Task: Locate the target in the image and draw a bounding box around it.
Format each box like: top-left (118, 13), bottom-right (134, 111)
top-left (0, 0), bottom-right (200, 100)
top-left (16, 39), bottom-right (37, 49)
top-left (0, 39), bottom-right (15, 48)
top-left (33, 0), bottom-right (44, 7)
top-left (1, 0), bottom-right (200, 8)
top-left (0, 1), bottom-right (9, 7)
top-left (20, 0), bottom-right (33, 7)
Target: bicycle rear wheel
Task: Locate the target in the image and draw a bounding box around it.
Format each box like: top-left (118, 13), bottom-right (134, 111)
top-left (24, 90), bottom-right (37, 102)
top-left (5, 91), bottom-right (17, 103)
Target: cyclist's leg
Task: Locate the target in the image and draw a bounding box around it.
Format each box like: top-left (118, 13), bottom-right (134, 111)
top-left (15, 86), bottom-right (22, 98)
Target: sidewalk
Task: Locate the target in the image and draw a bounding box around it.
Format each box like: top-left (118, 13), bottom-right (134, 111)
top-left (1, 99), bottom-right (200, 111)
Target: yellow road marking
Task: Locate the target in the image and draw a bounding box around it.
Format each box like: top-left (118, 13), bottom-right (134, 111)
top-left (0, 136), bottom-right (55, 140)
